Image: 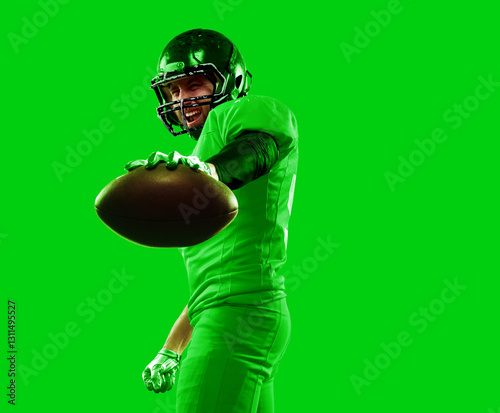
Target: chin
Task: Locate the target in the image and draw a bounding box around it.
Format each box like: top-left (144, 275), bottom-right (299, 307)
top-left (189, 116), bottom-right (207, 128)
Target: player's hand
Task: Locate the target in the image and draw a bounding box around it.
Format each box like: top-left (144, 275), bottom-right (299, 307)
top-left (142, 349), bottom-right (181, 393)
top-left (146, 151), bottom-right (211, 174)
top-left (125, 151), bottom-right (212, 176)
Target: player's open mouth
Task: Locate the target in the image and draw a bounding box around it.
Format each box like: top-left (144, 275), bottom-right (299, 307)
top-left (184, 109), bottom-right (202, 125)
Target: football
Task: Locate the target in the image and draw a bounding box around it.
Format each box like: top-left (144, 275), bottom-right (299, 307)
top-left (95, 164), bottom-right (238, 247)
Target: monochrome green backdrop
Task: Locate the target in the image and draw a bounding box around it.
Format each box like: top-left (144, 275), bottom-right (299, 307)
top-left (2, 0), bottom-right (499, 412)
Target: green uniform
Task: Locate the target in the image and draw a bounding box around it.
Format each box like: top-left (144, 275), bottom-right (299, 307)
top-left (180, 95), bottom-right (299, 321)
top-left (177, 95), bottom-right (298, 413)
top-left (176, 298), bottom-right (291, 413)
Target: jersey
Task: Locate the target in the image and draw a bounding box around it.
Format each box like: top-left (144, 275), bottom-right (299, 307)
top-left (179, 95), bottom-right (299, 321)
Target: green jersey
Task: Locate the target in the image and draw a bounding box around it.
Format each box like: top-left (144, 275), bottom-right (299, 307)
top-left (180, 95), bottom-right (299, 321)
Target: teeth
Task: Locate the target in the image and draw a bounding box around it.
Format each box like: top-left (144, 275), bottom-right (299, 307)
top-left (184, 109), bottom-right (201, 117)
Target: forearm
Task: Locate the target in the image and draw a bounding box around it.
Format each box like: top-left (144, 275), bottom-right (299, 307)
top-left (205, 131), bottom-right (279, 190)
top-left (163, 305), bottom-right (193, 355)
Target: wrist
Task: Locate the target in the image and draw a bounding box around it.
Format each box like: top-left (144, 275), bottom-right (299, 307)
top-left (159, 348), bottom-right (181, 361)
top-left (206, 162), bottom-right (219, 180)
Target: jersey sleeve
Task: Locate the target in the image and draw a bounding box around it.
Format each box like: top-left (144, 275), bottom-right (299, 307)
top-left (214, 95), bottom-right (299, 159)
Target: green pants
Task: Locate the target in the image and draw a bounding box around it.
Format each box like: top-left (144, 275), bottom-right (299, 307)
top-left (176, 298), bottom-right (291, 413)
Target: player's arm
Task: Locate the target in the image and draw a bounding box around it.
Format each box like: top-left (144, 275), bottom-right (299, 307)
top-left (163, 304), bottom-right (193, 354)
top-left (142, 305), bottom-right (192, 393)
top-left (205, 131), bottom-right (279, 190)
top-left (125, 131), bottom-right (279, 190)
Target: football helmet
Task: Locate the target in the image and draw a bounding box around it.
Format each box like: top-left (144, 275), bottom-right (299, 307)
top-left (151, 29), bottom-right (252, 140)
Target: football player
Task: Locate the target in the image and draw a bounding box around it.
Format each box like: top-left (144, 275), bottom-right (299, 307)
top-left (127, 29), bottom-right (298, 413)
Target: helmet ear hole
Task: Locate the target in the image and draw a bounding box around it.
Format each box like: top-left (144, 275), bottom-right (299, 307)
top-left (235, 75), bottom-right (242, 89)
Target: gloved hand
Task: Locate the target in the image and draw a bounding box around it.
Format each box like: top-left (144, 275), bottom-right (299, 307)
top-left (142, 348), bottom-right (181, 393)
top-left (125, 151), bottom-right (212, 176)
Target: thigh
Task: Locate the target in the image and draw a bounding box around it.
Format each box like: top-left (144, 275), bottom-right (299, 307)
top-left (176, 299), bottom-right (291, 413)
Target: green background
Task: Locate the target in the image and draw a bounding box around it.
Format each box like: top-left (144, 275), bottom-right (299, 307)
top-left (2, 0), bottom-right (498, 412)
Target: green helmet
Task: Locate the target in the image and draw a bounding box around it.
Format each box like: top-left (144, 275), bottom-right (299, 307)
top-left (151, 29), bottom-right (252, 140)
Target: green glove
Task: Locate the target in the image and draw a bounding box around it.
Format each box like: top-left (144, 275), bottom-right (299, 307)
top-left (125, 151), bottom-right (212, 176)
top-left (142, 349), bottom-right (181, 393)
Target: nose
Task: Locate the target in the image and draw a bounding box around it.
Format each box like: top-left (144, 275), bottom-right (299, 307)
top-left (178, 88), bottom-right (197, 104)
